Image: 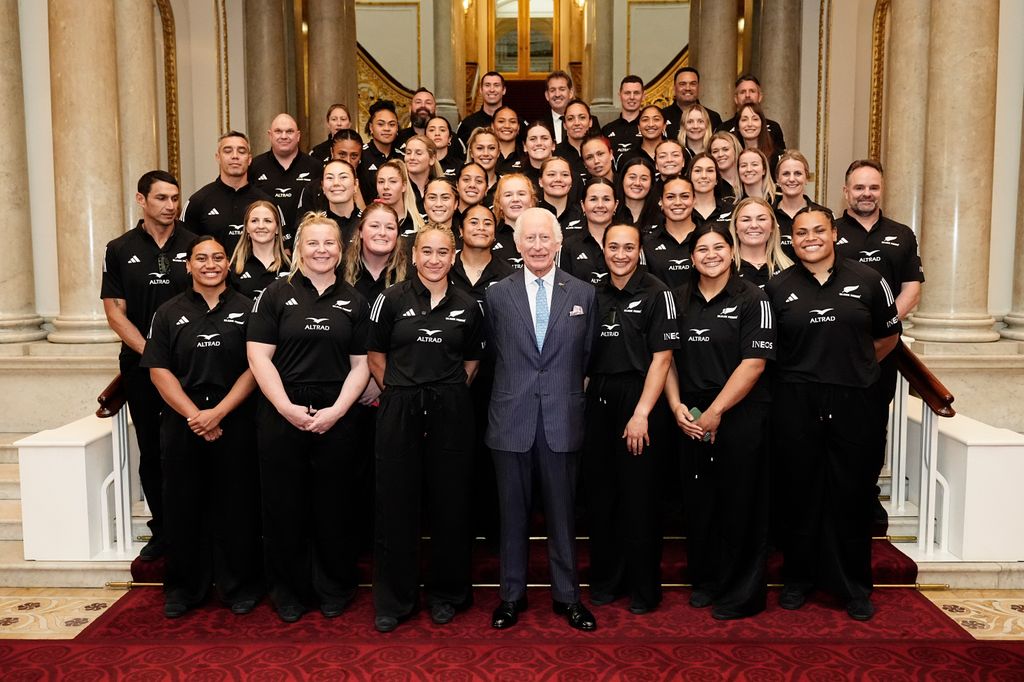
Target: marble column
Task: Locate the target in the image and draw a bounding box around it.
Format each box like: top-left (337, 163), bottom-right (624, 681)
top-left (244, 0), bottom-right (288, 154)
top-left (882, 0), bottom-right (930, 236)
top-left (307, 0), bottom-right (357, 143)
top-left (115, 0), bottom-right (159, 227)
top-left (0, 0), bottom-right (46, 342)
top-left (688, 0), bottom-right (737, 118)
top-left (757, 0), bottom-right (801, 148)
top-left (999, 100), bottom-right (1024, 341)
top-left (433, 0), bottom-right (458, 124)
top-left (47, 0), bottom-right (123, 343)
top-left (587, 0), bottom-right (616, 124)
top-left (911, 0), bottom-right (1000, 343)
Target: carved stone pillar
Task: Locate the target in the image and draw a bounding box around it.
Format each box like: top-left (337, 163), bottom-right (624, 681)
top-left (882, 0), bottom-right (930, 236)
top-left (0, 0), bottom-right (45, 342)
top-left (911, 0), bottom-right (1000, 342)
top-left (757, 0), bottom-right (801, 147)
top-left (433, 0), bottom-right (458, 124)
top-left (1000, 97), bottom-right (1024, 341)
top-left (688, 0), bottom-right (737, 117)
top-left (115, 0), bottom-right (159, 226)
top-left (587, 0), bottom-right (616, 124)
top-left (47, 0), bottom-right (123, 343)
top-left (244, 0), bottom-right (288, 154)
top-left (307, 0), bottom-right (357, 143)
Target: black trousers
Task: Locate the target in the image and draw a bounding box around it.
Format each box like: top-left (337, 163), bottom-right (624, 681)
top-left (774, 382), bottom-right (878, 601)
top-left (680, 391), bottom-right (769, 617)
top-left (469, 360), bottom-right (500, 542)
top-left (583, 373), bottom-right (665, 608)
top-left (870, 358), bottom-right (899, 477)
top-left (161, 394), bottom-right (263, 607)
top-left (258, 384), bottom-right (366, 610)
top-left (373, 383), bottom-right (474, 618)
top-left (122, 358), bottom-right (165, 537)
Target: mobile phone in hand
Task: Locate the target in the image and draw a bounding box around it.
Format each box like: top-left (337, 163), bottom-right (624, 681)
top-left (689, 407), bottom-right (712, 442)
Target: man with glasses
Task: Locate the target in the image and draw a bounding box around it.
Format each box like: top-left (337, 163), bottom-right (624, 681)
top-left (101, 170), bottom-right (197, 562)
top-left (249, 113), bottom-right (322, 250)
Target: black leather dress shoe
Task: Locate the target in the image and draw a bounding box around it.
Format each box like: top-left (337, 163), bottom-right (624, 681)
top-left (552, 601), bottom-right (597, 631)
top-left (491, 598), bottom-right (528, 629)
top-left (139, 537), bottom-right (166, 561)
top-left (846, 596), bottom-right (875, 621)
top-left (277, 604), bottom-right (305, 623)
top-left (779, 585), bottom-right (808, 611)
top-left (164, 601), bottom-right (187, 619)
top-left (230, 599), bottom-right (257, 615)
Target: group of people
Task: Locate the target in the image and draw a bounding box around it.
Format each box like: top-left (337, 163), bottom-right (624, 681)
top-left (100, 65), bottom-right (924, 632)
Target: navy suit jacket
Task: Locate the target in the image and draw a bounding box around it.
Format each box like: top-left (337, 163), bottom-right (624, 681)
top-left (485, 268), bottom-right (598, 453)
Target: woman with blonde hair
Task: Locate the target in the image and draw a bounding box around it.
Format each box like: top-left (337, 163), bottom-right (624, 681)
top-left (229, 200), bottom-right (290, 300)
top-left (709, 131), bottom-right (742, 201)
top-left (247, 212), bottom-right (371, 623)
top-left (466, 127), bottom-right (501, 202)
top-left (679, 104), bottom-right (713, 158)
top-left (737, 148), bottom-right (777, 203)
top-left (342, 202), bottom-right (409, 304)
top-left (375, 159), bottom-right (426, 253)
top-left (773, 150), bottom-right (829, 258)
top-left (403, 134), bottom-right (444, 212)
top-left (728, 197), bottom-right (793, 288)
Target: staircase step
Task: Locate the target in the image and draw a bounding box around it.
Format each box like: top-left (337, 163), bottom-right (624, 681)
top-left (0, 540), bottom-right (132, 587)
top-left (0, 462), bottom-right (19, 499)
top-left (0, 499), bottom-right (22, 540)
top-left (0, 433), bottom-right (31, 464)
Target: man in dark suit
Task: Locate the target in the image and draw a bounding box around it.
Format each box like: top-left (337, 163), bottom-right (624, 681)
top-left (485, 207), bottom-right (599, 632)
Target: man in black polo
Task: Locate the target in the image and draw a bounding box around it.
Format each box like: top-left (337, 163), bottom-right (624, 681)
top-left (249, 113), bottom-right (322, 249)
top-left (835, 159), bottom-right (924, 522)
top-left (661, 67), bottom-right (722, 141)
top-left (181, 131), bottom-right (274, 256)
top-left (457, 72), bottom-right (507, 147)
top-left (101, 170), bottom-right (197, 560)
top-left (602, 75), bottom-right (645, 164)
top-left (396, 88), bottom-right (436, 150)
top-left (718, 75), bottom-right (786, 151)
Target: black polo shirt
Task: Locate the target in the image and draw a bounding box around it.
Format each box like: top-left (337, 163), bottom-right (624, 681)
top-left (248, 151), bottom-right (323, 248)
top-left (537, 200), bottom-right (584, 235)
top-left (351, 266), bottom-right (391, 305)
top-left (322, 207), bottom-right (362, 247)
top-left (356, 141), bottom-right (403, 203)
top-left (662, 101), bottom-right (722, 141)
top-left (229, 255), bottom-right (289, 300)
top-left (765, 257), bottom-right (901, 388)
top-left (553, 141), bottom-right (590, 185)
top-left (456, 109), bottom-right (495, 146)
top-left (693, 199), bottom-right (734, 228)
top-left (736, 260), bottom-right (784, 289)
top-left (496, 152), bottom-right (525, 177)
top-left (774, 196), bottom-right (830, 260)
top-left (558, 230), bottom-right (607, 286)
top-left (141, 287), bottom-right (252, 393)
top-left (719, 114), bottom-right (786, 152)
top-left (181, 178), bottom-right (273, 256)
top-left (590, 270), bottom-right (679, 376)
top-left (101, 221), bottom-right (198, 361)
top-left (602, 116), bottom-right (642, 161)
top-left (491, 222), bottom-right (524, 270)
top-left (643, 224), bottom-right (693, 289)
top-left (835, 210), bottom-right (925, 295)
top-left (247, 272), bottom-right (368, 386)
top-left (450, 254), bottom-right (514, 306)
top-left (367, 277), bottom-right (485, 387)
top-left (439, 152), bottom-right (464, 179)
top-left (310, 137), bottom-right (334, 165)
top-left (673, 274), bottom-right (775, 401)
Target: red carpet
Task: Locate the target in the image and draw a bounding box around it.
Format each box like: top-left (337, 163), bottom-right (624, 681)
top-left (3, 586), bottom-right (1023, 679)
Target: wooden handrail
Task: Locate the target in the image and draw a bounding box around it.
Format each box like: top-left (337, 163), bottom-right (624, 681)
top-left (891, 340), bottom-right (955, 417)
top-left (96, 373), bottom-right (127, 419)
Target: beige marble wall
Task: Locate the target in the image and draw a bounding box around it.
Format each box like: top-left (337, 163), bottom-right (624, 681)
top-left (114, 0), bottom-right (159, 227)
top-left (882, 0), bottom-right (930, 235)
top-left (46, 0), bottom-right (122, 344)
top-left (688, 0), bottom-right (737, 117)
top-left (911, 0), bottom-right (999, 343)
top-left (243, 0), bottom-right (288, 155)
top-left (0, 0), bottom-right (46, 343)
top-left (307, 0), bottom-right (357, 144)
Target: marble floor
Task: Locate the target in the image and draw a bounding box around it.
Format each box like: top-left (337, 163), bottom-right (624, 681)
top-left (0, 587), bottom-right (1022, 640)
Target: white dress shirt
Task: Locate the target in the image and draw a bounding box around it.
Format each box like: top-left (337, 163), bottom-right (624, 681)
top-left (552, 111), bottom-right (563, 144)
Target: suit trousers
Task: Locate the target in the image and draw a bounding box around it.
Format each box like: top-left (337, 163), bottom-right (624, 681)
top-left (122, 359), bottom-right (165, 538)
top-left (161, 394), bottom-right (263, 608)
top-left (493, 405), bottom-right (581, 604)
top-left (774, 382), bottom-right (877, 601)
top-left (373, 383), bottom-right (474, 618)
top-left (258, 384), bottom-right (365, 610)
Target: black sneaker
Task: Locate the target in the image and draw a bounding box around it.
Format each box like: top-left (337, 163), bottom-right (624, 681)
top-left (277, 604), bottom-right (304, 623)
top-left (139, 537), bottom-right (166, 561)
top-left (779, 585), bottom-right (807, 610)
top-left (846, 596), bottom-right (875, 621)
top-left (430, 602), bottom-right (456, 625)
top-left (375, 615), bottom-right (399, 632)
top-left (689, 590), bottom-right (713, 608)
top-left (164, 601), bottom-right (187, 618)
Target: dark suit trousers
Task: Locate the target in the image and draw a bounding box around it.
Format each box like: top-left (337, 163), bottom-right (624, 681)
top-left (493, 405), bottom-right (580, 603)
top-left (122, 359), bottom-right (165, 537)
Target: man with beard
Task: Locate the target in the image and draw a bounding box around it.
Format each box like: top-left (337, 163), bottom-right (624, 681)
top-left (718, 75), bottom-right (786, 152)
top-left (835, 159), bottom-right (924, 524)
top-left (181, 131), bottom-right (274, 256)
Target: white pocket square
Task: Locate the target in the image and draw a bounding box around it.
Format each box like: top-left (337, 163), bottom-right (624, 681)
top-left (569, 305), bottom-right (584, 317)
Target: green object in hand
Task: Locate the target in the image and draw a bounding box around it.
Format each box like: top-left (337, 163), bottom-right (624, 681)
top-left (689, 407), bottom-right (712, 442)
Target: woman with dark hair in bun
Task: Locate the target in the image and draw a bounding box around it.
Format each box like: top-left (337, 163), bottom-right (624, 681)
top-left (664, 221), bottom-right (776, 620)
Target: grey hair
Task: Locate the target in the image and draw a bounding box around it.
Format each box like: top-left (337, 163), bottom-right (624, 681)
top-left (513, 207), bottom-right (562, 247)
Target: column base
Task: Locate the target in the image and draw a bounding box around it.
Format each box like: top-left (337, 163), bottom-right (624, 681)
top-left (1000, 311), bottom-right (1024, 341)
top-left (436, 101), bottom-right (459, 127)
top-left (0, 314), bottom-right (48, 343)
top-left (906, 312), bottom-right (1001, 343)
top-left (47, 315), bottom-right (120, 344)
top-left (589, 101), bottom-right (618, 129)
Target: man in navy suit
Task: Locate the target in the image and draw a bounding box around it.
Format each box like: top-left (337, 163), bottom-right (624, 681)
top-left (485, 207), bottom-right (599, 631)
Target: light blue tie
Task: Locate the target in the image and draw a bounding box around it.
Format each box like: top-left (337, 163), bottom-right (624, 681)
top-left (535, 277), bottom-right (549, 350)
